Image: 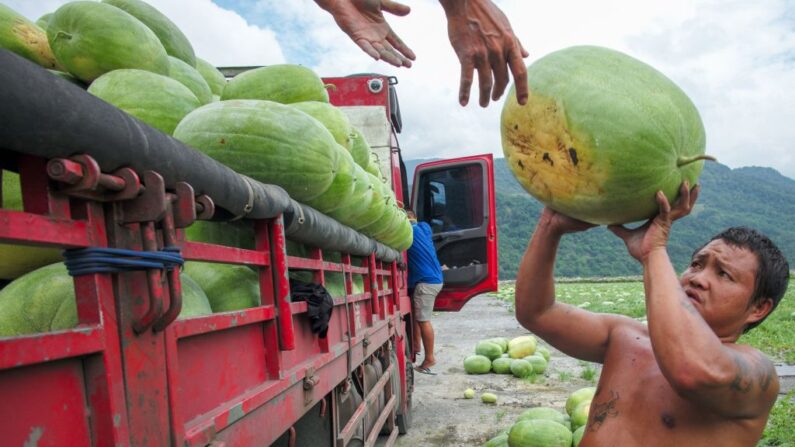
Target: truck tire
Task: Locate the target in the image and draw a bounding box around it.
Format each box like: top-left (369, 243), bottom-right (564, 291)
top-left (395, 352), bottom-right (413, 434)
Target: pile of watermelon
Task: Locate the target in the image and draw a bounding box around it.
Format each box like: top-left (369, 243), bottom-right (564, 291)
top-left (464, 335), bottom-right (551, 379)
top-left (0, 0), bottom-right (411, 252)
top-left (0, 0), bottom-right (411, 336)
top-left (481, 387), bottom-right (596, 447)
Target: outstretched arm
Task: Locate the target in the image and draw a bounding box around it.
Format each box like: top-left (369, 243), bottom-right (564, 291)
top-left (515, 209), bottom-right (633, 363)
top-left (439, 0), bottom-right (529, 107)
top-left (610, 183), bottom-right (779, 418)
top-left (314, 0), bottom-right (416, 67)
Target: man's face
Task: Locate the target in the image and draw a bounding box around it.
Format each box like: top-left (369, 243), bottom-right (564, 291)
top-left (679, 239), bottom-right (761, 338)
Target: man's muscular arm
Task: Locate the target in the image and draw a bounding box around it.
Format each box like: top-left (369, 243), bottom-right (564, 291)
top-left (515, 209), bottom-right (634, 363)
top-left (611, 184), bottom-right (779, 418)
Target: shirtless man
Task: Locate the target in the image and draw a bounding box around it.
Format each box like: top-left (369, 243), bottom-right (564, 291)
top-left (515, 183), bottom-right (790, 446)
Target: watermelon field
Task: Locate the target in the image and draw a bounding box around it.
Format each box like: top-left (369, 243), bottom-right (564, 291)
top-left (395, 282), bottom-right (795, 447)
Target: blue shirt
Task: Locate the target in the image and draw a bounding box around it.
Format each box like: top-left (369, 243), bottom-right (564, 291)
top-left (407, 222), bottom-right (443, 288)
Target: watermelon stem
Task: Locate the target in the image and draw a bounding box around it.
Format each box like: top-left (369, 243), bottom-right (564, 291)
top-left (52, 31), bottom-right (72, 41)
top-left (677, 154), bottom-right (717, 167)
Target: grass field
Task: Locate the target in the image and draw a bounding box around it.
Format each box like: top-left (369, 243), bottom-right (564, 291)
top-left (493, 279), bottom-right (795, 445)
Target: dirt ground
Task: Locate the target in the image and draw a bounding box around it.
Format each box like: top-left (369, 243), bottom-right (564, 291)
top-left (394, 293), bottom-right (600, 447)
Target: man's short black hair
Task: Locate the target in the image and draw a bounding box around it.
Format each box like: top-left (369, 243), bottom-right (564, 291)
top-left (694, 227), bottom-right (790, 333)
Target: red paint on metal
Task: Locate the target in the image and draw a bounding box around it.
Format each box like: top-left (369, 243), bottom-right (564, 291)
top-left (255, 219), bottom-right (282, 380)
top-left (0, 327), bottom-right (103, 369)
top-left (174, 307), bottom-right (276, 339)
top-left (0, 209), bottom-right (90, 247)
top-left (132, 222), bottom-right (165, 334)
top-left (269, 215), bottom-right (295, 351)
top-left (324, 76), bottom-right (391, 109)
top-left (182, 241), bottom-right (268, 266)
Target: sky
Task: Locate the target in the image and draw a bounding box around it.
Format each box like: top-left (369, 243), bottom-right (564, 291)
top-left (12, 0), bottom-right (795, 179)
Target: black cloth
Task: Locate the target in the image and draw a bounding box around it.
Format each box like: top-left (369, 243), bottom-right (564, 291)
top-left (290, 279), bottom-right (334, 338)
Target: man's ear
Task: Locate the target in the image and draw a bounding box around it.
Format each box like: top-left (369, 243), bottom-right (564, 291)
top-left (746, 297), bottom-right (774, 326)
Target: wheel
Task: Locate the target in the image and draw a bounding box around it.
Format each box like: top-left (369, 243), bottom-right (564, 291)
top-left (395, 353), bottom-right (413, 434)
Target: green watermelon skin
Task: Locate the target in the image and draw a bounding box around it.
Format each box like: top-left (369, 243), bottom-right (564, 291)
top-left (183, 261), bottom-right (260, 312)
top-left (167, 56), bottom-right (212, 105)
top-left (502, 45), bottom-right (708, 225)
top-left (173, 99), bottom-right (340, 203)
top-left (0, 4), bottom-right (62, 70)
top-left (349, 128), bottom-right (371, 169)
top-left (195, 57), bottom-right (226, 97)
top-left (47, 1), bottom-right (169, 82)
top-left (88, 69), bottom-right (200, 135)
top-left (222, 64), bottom-right (329, 104)
top-left (35, 13), bottom-right (53, 31)
top-left (328, 165), bottom-right (375, 229)
top-left (507, 419), bottom-right (572, 447)
top-left (0, 263), bottom-right (210, 336)
top-left (102, 0), bottom-right (196, 67)
top-left (305, 144), bottom-right (356, 214)
top-left (290, 101), bottom-right (354, 150)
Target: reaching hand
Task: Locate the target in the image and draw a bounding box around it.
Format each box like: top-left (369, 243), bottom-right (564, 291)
top-left (441, 0), bottom-right (529, 107)
top-left (316, 0), bottom-right (416, 68)
top-left (608, 182), bottom-right (700, 262)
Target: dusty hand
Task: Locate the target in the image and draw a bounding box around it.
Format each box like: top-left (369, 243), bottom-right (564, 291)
top-left (317, 0), bottom-right (415, 67)
top-left (608, 182), bottom-right (700, 262)
top-left (442, 0), bottom-right (529, 107)
top-left (539, 207), bottom-right (596, 236)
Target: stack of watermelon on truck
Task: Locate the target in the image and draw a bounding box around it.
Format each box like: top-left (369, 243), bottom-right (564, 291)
top-left (0, 1), bottom-right (499, 446)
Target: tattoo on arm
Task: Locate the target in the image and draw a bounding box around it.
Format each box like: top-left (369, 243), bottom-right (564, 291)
top-left (729, 351), bottom-right (774, 394)
top-left (589, 390), bottom-right (620, 431)
top-left (729, 353), bottom-right (753, 393)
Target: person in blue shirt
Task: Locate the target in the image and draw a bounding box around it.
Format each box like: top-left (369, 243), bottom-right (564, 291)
top-left (406, 210), bottom-right (444, 374)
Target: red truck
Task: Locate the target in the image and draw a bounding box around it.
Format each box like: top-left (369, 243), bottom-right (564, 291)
top-left (0, 50), bottom-right (498, 446)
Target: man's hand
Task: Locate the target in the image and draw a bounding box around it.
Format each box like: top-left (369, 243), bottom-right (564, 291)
top-left (315, 0), bottom-right (416, 68)
top-left (608, 182), bottom-right (699, 262)
top-left (440, 0), bottom-right (529, 107)
top-left (538, 207), bottom-right (596, 237)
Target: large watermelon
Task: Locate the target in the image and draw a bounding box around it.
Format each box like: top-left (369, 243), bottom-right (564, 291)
top-left (102, 0), bottom-right (196, 67)
top-left (0, 263), bottom-right (211, 336)
top-left (35, 13), bottom-right (53, 31)
top-left (305, 144), bottom-right (356, 214)
top-left (290, 101), bottom-right (355, 150)
top-left (222, 64), bottom-right (330, 104)
top-left (507, 419), bottom-right (572, 447)
top-left (47, 1), bottom-right (169, 82)
top-left (183, 261), bottom-right (260, 312)
top-left (1, 170), bottom-right (64, 280)
top-left (328, 164), bottom-right (374, 228)
top-left (167, 56), bottom-right (212, 105)
top-left (173, 99), bottom-right (340, 203)
top-left (349, 128), bottom-right (371, 169)
top-left (501, 46), bottom-right (712, 225)
top-left (195, 57), bottom-right (226, 97)
top-left (88, 69), bottom-right (201, 135)
top-left (0, 4), bottom-right (62, 70)
top-left (184, 220), bottom-right (255, 250)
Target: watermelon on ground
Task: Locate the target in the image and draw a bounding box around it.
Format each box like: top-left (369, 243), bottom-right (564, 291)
top-left (507, 419), bottom-right (572, 447)
top-left (464, 354), bottom-right (492, 374)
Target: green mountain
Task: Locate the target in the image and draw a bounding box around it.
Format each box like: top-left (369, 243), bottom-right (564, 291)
top-left (406, 158), bottom-right (795, 279)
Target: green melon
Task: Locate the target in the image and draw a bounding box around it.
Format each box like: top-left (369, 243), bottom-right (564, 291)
top-left (510, 359), bottom-right (533, 378)
top-left (491, 357), bottom-right (513, 374)
top-left (571, 400), bottom-right (592, 429)
top-left (476, 340), bottom-right (504, 361)
top-left (488, 337), bottom-right (510, 353)
top-left (305, 144), bottom-right (356, 214)
top-left (483, 432), bottom-right (509, 447)
top-left (35, 13), bottom-right (53, 31)
top-left (47, 1), bottom-right (169, 82)
top-left (1, 170), bottom-right (64, 280)
top-left (508, 335), bottom-right (537, 359)
top-left (173, 99), bottom-right (340, 203)
top-left (328, 164), bottom-right (374, 229)
top-left (463, 354), bottom-right (492, 374)
top-left (516, 407), bottom-right (569, 428)
top-left (222, 64), bottom-right (329, 104)
top-left (184, 220), bottom-right (255, 250)
top-left (572, 426), bottom-right (585, 447)
top-left (0, 4), bottom-right (63, 70)
top-left (535, 346), bottom-right (550, 362)
top-left (48, 69), bottom-right (84, 86)
top-left (565, 387), bottom-right (596, 416)
top-left (88, 69), bottom-right (200, 135)
top-left (481, 392), bottom-right (498, 404)
top-left (290, 101), bottom-right (355, 150)
top-left (501, 45), bottom-right (711, 225)
top-left (195, 57), bottom-right (226, 96)
top-left (167, 56), bottom-right (212, 104)
top-left (524, 355), bottom-right (548, 374)
top-left (507, 419), bottom-right (572, 447)
top-left (355, 175), bottom-right (391, 235)
top-left (349, 128), bottom-right (371, 169)
top-left (381, 215), bottom-right (413, 251)
top-left (183, 261), bottom-right (260, 312)
top-left (464, 388), bottom-right (475, 399)
top-left (102, 0), bottom-right (195, 66)
top-left (0, 263), bottom-right (211, 336)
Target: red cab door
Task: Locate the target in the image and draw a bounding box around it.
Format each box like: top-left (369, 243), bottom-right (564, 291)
top-left (410, 154), bottom-right (498, 311)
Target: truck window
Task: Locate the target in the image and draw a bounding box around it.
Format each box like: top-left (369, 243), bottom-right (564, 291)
top-left (417, 164), bottom-right (484, 234)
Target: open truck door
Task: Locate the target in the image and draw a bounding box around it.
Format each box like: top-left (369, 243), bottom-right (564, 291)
top-left (410, 154), bottom-right (498, 311)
